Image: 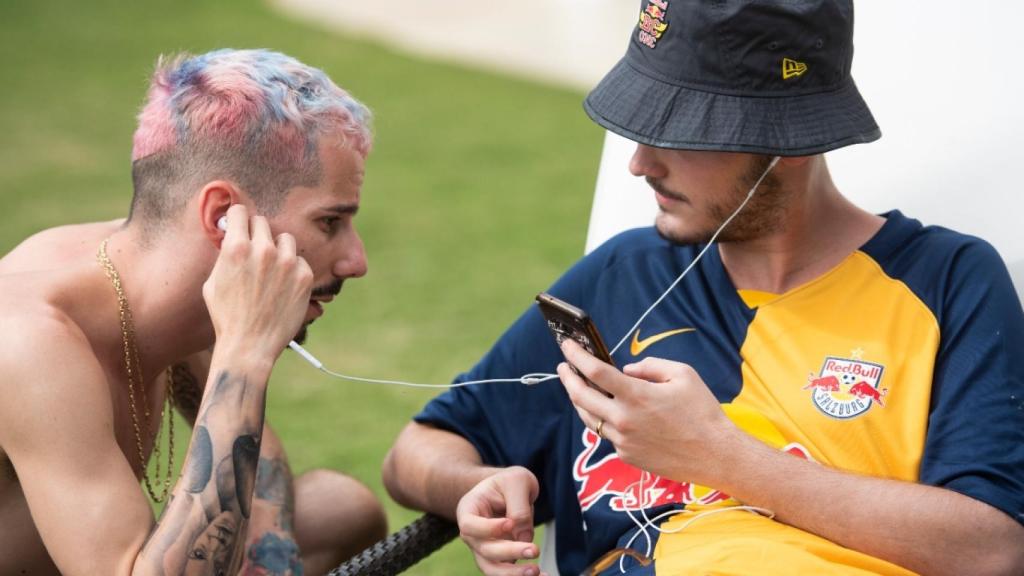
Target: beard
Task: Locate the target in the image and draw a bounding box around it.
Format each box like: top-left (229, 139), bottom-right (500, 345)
top-left (653, 155), bottom-right (787, 245)
top-left (292, 277), bottom-right (344, 345)
top-left (293, 323), bottom-right (309, 345)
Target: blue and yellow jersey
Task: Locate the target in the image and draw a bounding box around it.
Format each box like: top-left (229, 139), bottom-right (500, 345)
top-left (417, 211), bottom-right (1024, 575)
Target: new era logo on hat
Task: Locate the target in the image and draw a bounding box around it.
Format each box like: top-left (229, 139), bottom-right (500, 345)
top-left (585, 0), bottom-right (880, 156)
top-left (782, 58), bottom-right (809, 79)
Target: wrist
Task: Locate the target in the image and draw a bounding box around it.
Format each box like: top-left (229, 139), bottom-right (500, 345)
top-left (707, 428), bottom-right (784, 502)
top-left (209, 345), bottom-right (275, 384)
top-left (460, 465), bottom-right (505, 493)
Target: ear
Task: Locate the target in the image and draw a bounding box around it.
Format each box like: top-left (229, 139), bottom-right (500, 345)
top-left (196, 180), bottom-right (242, 246)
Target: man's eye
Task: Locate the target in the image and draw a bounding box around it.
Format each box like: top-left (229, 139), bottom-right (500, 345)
top-left (319, 217), bottom-right (340, 232)
top-left (189, 547), bottom-right (208, 560)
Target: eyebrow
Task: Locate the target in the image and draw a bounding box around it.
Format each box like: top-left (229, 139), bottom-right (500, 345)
top-left (321, 203), bottom-right (360, 216)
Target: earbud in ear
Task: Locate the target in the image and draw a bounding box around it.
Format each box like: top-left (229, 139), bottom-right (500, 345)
top-left (217, 216), bottom-right (228, 231)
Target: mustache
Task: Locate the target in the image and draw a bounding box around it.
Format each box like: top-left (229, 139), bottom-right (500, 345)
top-left (646, 177), bottom-right (687, 202)
top-left (311, 278), bottom-right (343, 298)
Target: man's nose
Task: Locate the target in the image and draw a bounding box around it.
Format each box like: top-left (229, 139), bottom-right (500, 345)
top-left (628, 143), bottom-right (665, 179)
top-left (334, 233), bottom-right (368, 279)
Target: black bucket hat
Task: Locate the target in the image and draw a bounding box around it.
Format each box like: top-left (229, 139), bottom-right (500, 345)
top-left (584, 0), bottom-right (880, 156)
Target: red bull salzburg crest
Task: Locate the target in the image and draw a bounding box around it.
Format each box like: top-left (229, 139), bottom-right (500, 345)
top-left (805, 352), bottom-right (888, 419)
top-left (638, 0), bottom-right (670, 49)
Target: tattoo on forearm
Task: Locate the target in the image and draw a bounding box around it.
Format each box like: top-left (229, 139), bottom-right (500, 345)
top-left (185, 426), bottom-right (213, 493)
top-left (255, 457), bottom-right (296, 532)
top-left (232, 434), bottom-right (260, 519)
top-left (142, 370), bottom-right (267, 575)
top-left (204, 371), bottom-right (243, 414)
top-left (255, 458), bottom-right (289, 503)
top-left (186, 508), bottom-right (242, 575)
top-left (246, 532), bottom-right (303, 576)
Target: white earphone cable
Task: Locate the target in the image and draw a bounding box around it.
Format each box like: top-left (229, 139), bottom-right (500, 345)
top-left (289, 156), bottom-right (781, 392)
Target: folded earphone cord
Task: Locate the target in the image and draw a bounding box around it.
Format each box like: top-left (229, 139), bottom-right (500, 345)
top-left (614, 468), bottom-right (777, 574)
top-left (616, 505), bottom-right (777, 573)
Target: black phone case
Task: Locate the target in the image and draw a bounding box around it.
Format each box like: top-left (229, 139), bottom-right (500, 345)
top-left (536, 292), bottom-right (615, 397)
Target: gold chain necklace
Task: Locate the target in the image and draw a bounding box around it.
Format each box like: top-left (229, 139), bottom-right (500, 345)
top-left (97, 238), bottom-right (175, 502)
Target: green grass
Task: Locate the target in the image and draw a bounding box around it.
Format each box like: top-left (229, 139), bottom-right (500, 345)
top-left (0, 1), bottom-right (603, 573)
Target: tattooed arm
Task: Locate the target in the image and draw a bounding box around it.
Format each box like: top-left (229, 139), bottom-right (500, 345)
top-left (142, 368), bottom-right (268, 575)
top-left (240, 433), bottom-right (303, 576)
top-left (137, 208), bottom-right (313, 576)
top-left (173, 356), bottom-right (304, 575)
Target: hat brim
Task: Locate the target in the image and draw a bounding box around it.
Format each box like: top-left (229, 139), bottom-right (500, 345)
top-left (584, 57), bottom-right (880, 157)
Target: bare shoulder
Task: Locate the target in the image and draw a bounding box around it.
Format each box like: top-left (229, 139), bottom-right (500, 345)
top-left (0, 219), bottom-right (123, 274)
top-left (0, 302), bottom-right (111, 447)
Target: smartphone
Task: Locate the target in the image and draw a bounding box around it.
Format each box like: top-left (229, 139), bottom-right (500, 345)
top-left (536, 292), bottom-right (615, 398)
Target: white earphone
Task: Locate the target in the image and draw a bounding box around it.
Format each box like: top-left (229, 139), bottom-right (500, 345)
top-left (217, 215), bottom-right (228, 231)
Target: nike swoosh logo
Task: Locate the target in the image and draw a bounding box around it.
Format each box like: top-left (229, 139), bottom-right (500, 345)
top-left (630, 328), bottom-right (696, 356)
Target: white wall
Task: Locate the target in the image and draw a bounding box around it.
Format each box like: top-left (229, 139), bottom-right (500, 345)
top-left (273, 0), bottom-right (636, 90)
top-left (830, 3), bottom-right (1024, 277)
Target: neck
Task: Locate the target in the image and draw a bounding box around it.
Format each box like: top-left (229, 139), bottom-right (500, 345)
top-left (718, 157), bottom-right (885, 294)
top-left (99, 224), bottom-right (216, 379)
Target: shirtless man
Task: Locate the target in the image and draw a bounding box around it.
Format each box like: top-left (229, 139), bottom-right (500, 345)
top-left (0, 49), bottom-right (386, 575)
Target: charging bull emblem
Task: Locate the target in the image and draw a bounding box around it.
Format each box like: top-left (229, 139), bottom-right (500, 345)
top-left (807, 356), bottom-right (888, 419)
top-left (638, 0), bottom-right (670, 49)
top-left (573, 427), bottom-right (813, 513)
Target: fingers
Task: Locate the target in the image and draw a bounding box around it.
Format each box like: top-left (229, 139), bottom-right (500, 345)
top-left (205, 206), bottom-right (314, 356)
top-left (275, 232), bottom-right (296, 259)
top-left (475, 538), bottom-right (539, 564)
top-left (461, 521), bottom-right (540, 576)
top-left (560, 339), bottom-right (627, 396)
top-left (222, 204), bottom-right (250, 243)
top-left (273, 232), bottom-right (311, 296)
top-left (459, 512), bottom-right (534, 556)
top-left (250, 213), bottom-right (274, 247)
top-left (556, 358), bottom-right (616, 423)
top-left (461, 520), bottom-right (539, 576)
top-left (458, 469), bottom-right (543, 576)
top-left (475, 555), bottom-right (542, 576)
top-left (623, 355), bottom-right (696, 383)
top-left (496, 474), bottom-right (538, 540)
top-left (561, 364), bottom-right (614, 440)
top-left (460, 514), bottom-right (514, 540)
top-left (219, 205), bottom-right (285, 253)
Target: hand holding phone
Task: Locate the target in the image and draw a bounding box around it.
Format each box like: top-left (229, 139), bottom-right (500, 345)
top-left (536, 292), bottom-right (615, 398)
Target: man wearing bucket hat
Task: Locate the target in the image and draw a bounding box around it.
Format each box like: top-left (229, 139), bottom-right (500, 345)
top-left (384, 1), bottom-right (1024, 574)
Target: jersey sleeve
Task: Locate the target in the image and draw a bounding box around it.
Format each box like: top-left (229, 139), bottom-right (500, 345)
top-left (414, 235), bottom-right (626, 521)
top-left (919, 239), bottom-right (1024, 526)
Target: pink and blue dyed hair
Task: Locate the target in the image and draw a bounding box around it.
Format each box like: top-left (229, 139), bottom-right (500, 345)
top-left (129, 49), bottom-right (372, 225)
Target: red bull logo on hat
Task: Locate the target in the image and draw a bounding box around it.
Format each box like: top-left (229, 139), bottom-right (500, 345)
top-left (806, 354), bottom-right (888, 419)
top-left (638, 0), bottom-right (670, 49)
